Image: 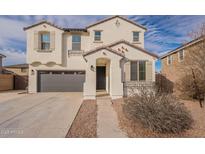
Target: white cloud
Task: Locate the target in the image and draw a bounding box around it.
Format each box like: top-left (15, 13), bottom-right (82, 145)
top-left (0, 48), bottom-right (26, 66)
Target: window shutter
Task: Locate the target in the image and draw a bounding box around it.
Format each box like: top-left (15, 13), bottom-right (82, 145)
top-left (146, 61), bottom-right (152, 82)
top-left (34, 31), bottom-right (39, 50)
top-left (50, 31), bottom-right (55, 50)
top-left (124, 61), bottom-right (130, 81)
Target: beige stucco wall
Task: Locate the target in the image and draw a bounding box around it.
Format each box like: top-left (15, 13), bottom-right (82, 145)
top-left (86, 17), bottom-right (145, 50)
top-left (26, 24), bottom-right (64, 65)
top-left (83, 49), bottom-right (123, 99)
top-left (111, 43), bottom-right (156, 82)
top-left (26, 17), bottom-right (156, 99)
top-left (28, 55), bottom-right (87, 93)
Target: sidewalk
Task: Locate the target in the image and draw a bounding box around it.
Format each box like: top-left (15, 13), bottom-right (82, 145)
top-left (97, 96), bottom-right (127, 138)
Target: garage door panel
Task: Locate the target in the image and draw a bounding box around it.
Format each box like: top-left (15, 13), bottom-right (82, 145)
top-left (38, 71), bottom-right (85, 92)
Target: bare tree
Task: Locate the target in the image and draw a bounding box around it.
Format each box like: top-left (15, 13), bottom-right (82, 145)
top-left (177, 24), bottom-right (205, 108)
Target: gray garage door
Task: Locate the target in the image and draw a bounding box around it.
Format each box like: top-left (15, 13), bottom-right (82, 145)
top-left (37, 71), bottom-right (85, 92)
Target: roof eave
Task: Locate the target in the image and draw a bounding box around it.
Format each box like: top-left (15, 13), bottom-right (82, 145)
top-left (160, 36), bottom-right (205, 59)
top-left (23, 21), bottom-right (64, 31)
top-left (86, 15), bottom-right (147, 30)
top-left (0, 54), bottom-right (6, 58)
top-left (108, 40), bottom-right (158, 58)
top-left (83, 47), bottom-right (124, 58)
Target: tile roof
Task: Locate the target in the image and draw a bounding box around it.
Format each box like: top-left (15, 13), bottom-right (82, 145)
top-left (0, 53), bottom-right (6, 58)
top-left (83, 40), bottom-right (158, 58)
top-left (4, 63), bottom-right (28, 68)
top-left (24, 16), bottom-right (146, 32)
top-left (63, 28), bottom-right (87, 32)
top-left (24, 20), bottom-right (64, 31)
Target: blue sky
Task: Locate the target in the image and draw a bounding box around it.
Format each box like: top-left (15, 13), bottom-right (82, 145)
top-left (0, 15), bottom-right (205, 71)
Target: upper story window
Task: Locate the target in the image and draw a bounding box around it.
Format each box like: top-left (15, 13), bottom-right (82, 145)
top-left (94, 31), bottom-right (101, 41)
top-left (178, 50), bottom-right (184, 62)
top-left (72, 35), bottom-right (81, 51)
top-left (139, 61), bottom-right (146, 81)
top-left (133, 31), bottom-right (140, 42)
top-left (167, 55), bottom-right (172, 65)
top-left (41, 32), bottom-right (50, 50)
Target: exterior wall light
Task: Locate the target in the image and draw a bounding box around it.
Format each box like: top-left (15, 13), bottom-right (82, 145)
top-left (31, 69), bottom-right (35, 75)
top-left (90, 65), bottom-right (95, 72)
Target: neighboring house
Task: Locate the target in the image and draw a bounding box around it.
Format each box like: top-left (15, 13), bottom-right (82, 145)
top-left (0, 53), bottom-right (6, 74)
top-left (24, 15), bottom-right (158, 99)
top-left (4, 63), bottom-right (29, 76)
top-left (161, 37), bottom-right (204, 83)
top-left (3, 64), bottom-right (29, 90)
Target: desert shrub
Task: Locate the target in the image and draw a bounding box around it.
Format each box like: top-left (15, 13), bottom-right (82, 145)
top-left (123, 87), bottom-right (193, 134)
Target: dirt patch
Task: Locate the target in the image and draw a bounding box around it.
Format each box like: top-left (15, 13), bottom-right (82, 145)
top-left (66, 100), bottom-right (97, 138)
top-left (112, 98), bottom-right (205, 137)
top-left (182, 100), bottom-right (205, 137)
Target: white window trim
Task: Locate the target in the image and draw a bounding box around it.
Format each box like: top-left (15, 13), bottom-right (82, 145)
top-left (40, 32), bottom-right (51, 51)
top-left (94, 30), bottom-right (102, 42)
top-left (130, 60), bottom-right (146, 81)
top-left (167, 55), bottom-right (173, 65)
top-left (133, 31), bottom-right (140, 43)
top-left (72, 35), bottom-right (81, 51)
top-left (178, 49), bottom-right (184, 62)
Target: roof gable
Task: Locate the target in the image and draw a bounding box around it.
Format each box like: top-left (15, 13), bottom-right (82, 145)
top-left (86, 15), bottom-right (147, 30)
top-left (23, 20), bottom-right (64, 31)
top-left (108, 40), bottom-right (158, 58)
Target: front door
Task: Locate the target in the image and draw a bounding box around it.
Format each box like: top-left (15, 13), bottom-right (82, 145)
top-left (96, 66), bottom-right (106, 90)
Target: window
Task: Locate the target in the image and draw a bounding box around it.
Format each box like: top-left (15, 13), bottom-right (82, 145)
top-left (72, 35), bottom-right (81, 50)
top-left (139, 61), bottom-right (146, 81)
top-left (130, 61), bottom-right (138, 81)
top-left (94, 31), bottom-right (101, 41)
top-left (133, 31), bottom-right (139, 42)
top-left (178, 50), bottom-right (184, 61)
top-left (41, 33), bottom-right (50, 50)
top-left (167, 55), bottom-right (172, 65)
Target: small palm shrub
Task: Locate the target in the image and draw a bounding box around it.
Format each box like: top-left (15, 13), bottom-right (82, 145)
top-left (123, 86), bottom-right (193, 134)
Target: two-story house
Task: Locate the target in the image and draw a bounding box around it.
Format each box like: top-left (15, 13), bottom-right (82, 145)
top-left (0, 53), bottom-right (6, 74)
top-left (161, 36), bottom-right (204, 83)
top-left (24, 16), bottom-right (158, 100)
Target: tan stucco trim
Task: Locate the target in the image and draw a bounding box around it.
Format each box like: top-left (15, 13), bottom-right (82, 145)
top-left (83, 46), bottom-right (125, 58)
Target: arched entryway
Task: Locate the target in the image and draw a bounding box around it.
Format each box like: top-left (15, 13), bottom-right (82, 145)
top-left (96, 58), bottom-right (110, 95)
top-left (83, 47), bottom-right (124, 100)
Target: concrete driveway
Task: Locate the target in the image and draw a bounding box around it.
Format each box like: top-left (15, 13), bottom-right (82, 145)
top-left (0, 92), bottom-right (83, 138)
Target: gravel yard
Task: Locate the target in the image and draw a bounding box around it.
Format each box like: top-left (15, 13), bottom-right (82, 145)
top-left (66, 100), bottom-right (97, 138)
top-left (112, 98), bottom-right (205, 138)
